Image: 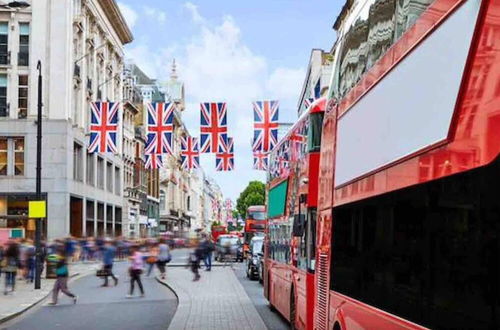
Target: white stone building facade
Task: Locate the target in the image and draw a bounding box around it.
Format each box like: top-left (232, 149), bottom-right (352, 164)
top-left (0, 0), bottom-right (132, 239)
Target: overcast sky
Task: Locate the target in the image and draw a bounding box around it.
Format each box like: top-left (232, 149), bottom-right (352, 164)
top-left (117, 0), bottom-right (342, 201)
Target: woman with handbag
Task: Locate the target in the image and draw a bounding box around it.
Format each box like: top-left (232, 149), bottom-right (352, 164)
top-left (49, 247), bottom-right (77, 305)
top-left (3, 240), bottom-right (20, 295)
top-left (127, 245), bottom-right (144, 298)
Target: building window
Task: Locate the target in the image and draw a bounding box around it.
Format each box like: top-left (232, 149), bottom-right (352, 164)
top-left (0, 74), bottom-right (7, 117)
top-left (97, 157), bottom-right (104, 189)
top-left (0, 23), bottom-right (8, 65)
top-left (106, 162), bottom-right (113, 192)
top-left (86, 152), bottom-right (94, 185)
top-left (0, 138), bottom-right (7, 175)
top-left (0, 137), bottom-right (24, 176)
top-left (73, 143), bottom-right (83, 182)
top-left (114, 166), bottom-right (121, 195)
top-left (18, 23), bottom-right (29, 66)
top-left (18, 75), bottom-right (28, 118)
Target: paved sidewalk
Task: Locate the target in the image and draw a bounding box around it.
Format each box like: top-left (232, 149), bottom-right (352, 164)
top-left (0, 261), bottom-right (99, 324)
top-left (158, 266), bottom-right (267, 330)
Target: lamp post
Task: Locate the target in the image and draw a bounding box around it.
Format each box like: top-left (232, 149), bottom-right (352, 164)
top-left (34, 60), bottom-right (43, 289)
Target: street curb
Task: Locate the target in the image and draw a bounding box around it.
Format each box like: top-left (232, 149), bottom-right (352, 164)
top-left (0, 268), bottom-right (95, 326)
top-left (155, 276), bottom-right (180, 303)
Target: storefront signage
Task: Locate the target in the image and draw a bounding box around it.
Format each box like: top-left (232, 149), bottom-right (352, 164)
top-left (28, 201), bottom-right (46, 218)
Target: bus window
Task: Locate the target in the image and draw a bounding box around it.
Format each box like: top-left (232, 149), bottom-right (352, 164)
top-left (306, 208), bottom-right (317, 272)
top-left (308, 112), bottom-right (324, 152)
top-left (248, 210), bottom-right (266, 220)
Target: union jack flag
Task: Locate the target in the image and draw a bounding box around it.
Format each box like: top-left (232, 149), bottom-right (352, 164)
top-left (252, 100), bottom-right (279, 152)
top-left (216, 137), bottom-right (234, 171)
top-left (277, 141), bottom-right (290, 178)
top-left (145, 102), bottom-right (175, 155)
top-left (145, 154), bottom-right (165, 169)
top-left (180, 136), bottom-right (200, 170)
top-left (200, 102), bottom-right (228, 153)
top-left (289, 123), bottom-right (307, 162)
top-left (303, 97), bottom-right (315, 109)
top-left (225, 198), bottom-right (232, 211)
top-left (88, 102), bottom-right (119, 153)
top-left (212, 199), bottom-right (220, 220)
top-left (253, 150), bottom-right (269, 171)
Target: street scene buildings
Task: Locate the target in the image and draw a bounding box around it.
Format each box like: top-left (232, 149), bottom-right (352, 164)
top-left (2, 1), bottom-right (500, 330)
top-left (0, 0), bottom-right (225, 241)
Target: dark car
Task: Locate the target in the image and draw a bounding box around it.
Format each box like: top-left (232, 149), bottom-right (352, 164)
top-left (246, 236), bottom-right (264, 281)
top-left (215, 235), bottom-right (244, 262)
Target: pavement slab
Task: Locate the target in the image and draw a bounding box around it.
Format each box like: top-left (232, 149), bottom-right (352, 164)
top-left (159, 265), bottom-right (268, 330)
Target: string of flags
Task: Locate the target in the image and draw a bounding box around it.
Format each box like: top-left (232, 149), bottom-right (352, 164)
top-left (86, 96), bottom-right (315, 173)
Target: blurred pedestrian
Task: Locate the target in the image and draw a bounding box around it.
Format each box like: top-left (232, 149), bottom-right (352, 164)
top-left (64, 237), bottom-right (76, 262)
top-left (49, 247), bottom-right (77, 305)
top-left (0, 243), bottom-right (4, 282)
top-left (146, 242), bottom-right (159, 277)
top-left (200, 234), bottom-right (214, 271)
top-left (101, 239), bottom-right (118, 287)
top-left (2, 240), bottom-right (20, 295)
top-left (25, 240), bottom-right (35, 283)
top-left (157, 238), bottom-right (171, 280)
top-left (127, 245), bottom-right (144, 298)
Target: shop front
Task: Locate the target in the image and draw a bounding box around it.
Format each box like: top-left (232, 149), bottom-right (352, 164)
top-left (0, 193), bottom-right (47, 244)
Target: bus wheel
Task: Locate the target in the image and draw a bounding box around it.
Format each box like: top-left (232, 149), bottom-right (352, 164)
top-left (290, 287), bottom-right (296, 330)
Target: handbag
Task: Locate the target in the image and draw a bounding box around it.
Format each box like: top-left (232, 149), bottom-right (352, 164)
top-left (146, 256), bottom-right (157, 264)
top-left (96, 268), bottom-right (109, 277)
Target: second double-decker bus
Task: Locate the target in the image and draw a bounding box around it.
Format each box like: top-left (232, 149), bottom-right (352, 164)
top-left (243, 205), bottom-right (267, 256)
top-left (313, 0), bottom-right (500, 329)
top-left (264, 97), bottom-right (326, 329)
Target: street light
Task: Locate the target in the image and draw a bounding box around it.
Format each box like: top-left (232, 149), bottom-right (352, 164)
top-left (34, 60), bottom-right (42, 290)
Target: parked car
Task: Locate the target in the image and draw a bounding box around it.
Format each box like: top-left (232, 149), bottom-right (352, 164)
top-left (215, 234), bottom-right (244, 262)
top-left (246, 236), bottom-right (264, 281)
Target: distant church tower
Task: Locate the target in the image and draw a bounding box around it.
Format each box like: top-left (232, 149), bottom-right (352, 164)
top-left (165, 59), bottom-right (185, 111)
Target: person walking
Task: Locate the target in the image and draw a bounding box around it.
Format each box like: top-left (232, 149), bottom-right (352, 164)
top-left (2, 240), bottom-right (20, 295)
top-left (157, 239), bottom-right (171, 280)
top-left (200, 234), bottom-right (214, 271)
top-left (101, 239), bottom-right (118, 287)
top-left (127, 245), bottom-right (144, 298)
top-left (25, 240), bottom-right (35, 283)
top-left (146, 243), bottom-right (158, 277)
top-left (49, 247), bottom-right (77, 305)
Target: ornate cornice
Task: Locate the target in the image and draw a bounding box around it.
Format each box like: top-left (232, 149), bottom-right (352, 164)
top-left (97, 0), bottom-right (133, 45)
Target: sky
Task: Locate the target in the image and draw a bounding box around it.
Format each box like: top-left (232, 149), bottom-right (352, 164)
top-left (117, 0), bottom-right (342, 201)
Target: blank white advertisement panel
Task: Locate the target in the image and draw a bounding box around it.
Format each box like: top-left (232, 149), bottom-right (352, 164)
top-left (334, 0), bottom-right (481, 187)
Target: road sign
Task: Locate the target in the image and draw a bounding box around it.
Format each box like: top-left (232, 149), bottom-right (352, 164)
top-left (29, 201), bottom-right (46, 218)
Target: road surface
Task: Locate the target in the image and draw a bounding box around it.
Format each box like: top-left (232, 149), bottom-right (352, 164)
top-left (4, 262), bottom-right (177, 330)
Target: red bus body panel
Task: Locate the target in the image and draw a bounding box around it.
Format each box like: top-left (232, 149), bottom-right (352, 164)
top-left (315, 0), bottom-right (500, 329)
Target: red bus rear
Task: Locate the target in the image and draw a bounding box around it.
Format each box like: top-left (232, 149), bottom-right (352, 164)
top-left (315, 0), bottom-right (500, 329)
top-left (243, 205), bottom-right (266, 256)
top-left (264, 98), bottom-right (326, 329)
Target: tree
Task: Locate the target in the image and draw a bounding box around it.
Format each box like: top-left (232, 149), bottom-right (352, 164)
top-left (236, 181), bottom-right (265, 217)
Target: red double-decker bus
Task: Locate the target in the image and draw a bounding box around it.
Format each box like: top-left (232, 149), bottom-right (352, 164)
top-left (313, 0), bottom-right (500, 329)
top-left (243, 205), bottom-right (267, 256)
top-left (264, 98), bottom-right (326, 329)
